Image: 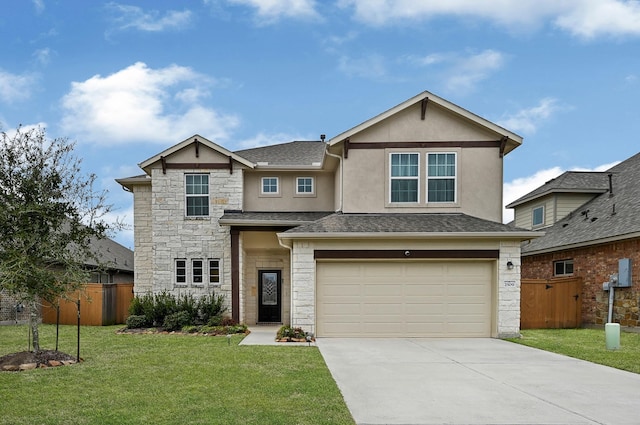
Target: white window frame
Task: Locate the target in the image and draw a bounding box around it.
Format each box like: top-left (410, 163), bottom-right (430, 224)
top-left (185, 174), bottom-right (210, 217)
top-left (192, 259), bottom-right (204, 286)
top-left (261, 177), bottom-right (280, 195)
top-left (554, 259), bottom-right (574, 276)
top-left (175, 259), bottom-right (187, 286)
top-left (295, 177), bottom-right (315, 195)
top-left (532, 205), bottom-right (545, 227)
top-left (208, 258), bottom-right (221, 286)
top-left (389, 152), bottom-right (420, 203)
top-left (427, 152), bottom-right (457, 203)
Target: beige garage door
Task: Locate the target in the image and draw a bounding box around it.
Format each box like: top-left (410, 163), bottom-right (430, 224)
top-left (316, 261), bottom-right (493, 337)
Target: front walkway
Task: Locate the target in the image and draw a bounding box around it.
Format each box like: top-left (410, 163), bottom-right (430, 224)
top-left (240, 326), bottom-right (316, 346)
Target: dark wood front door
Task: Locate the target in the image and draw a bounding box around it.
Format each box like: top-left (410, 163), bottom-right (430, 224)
top-left (258, 270), bottom-right (282, 323)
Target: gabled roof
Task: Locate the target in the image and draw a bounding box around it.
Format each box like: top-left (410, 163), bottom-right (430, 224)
top-left (87, 236), bottom-right (134, 272)
top-left (234, 141), bottom-right (326, 168)
top-left (328, 90), bottom-right (523, 154)
top-left (507, 171), bottom-right (610, 208)
top-left (279, 213), bottom-right (541, 240)
top-left (138, 134), bottom-right (255, 173)
top-left (522, 152), bottom-right (640, 255)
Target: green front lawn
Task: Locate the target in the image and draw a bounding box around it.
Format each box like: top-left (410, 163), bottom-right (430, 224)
top-left (0, 325), bottom-right (354, 425)
top-left (509, 328), bottom-right (640, 374)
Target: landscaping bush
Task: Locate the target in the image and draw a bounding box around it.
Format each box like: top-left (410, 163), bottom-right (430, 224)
top-left (197, 293), bottom-right (227, 324)
top-left (277, 325), bottom-right (308, 340)
top-left (127, 291), bottom-right (229, 330)
top-left (163, 311), bottom-right (192, 331)
top-left (126, 315), bottom-right (150, 329)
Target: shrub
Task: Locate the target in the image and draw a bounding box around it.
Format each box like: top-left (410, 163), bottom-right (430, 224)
top-left (163, 311), bottom-right (192, 331)
top-left (277, 325), bottom-right (308, 340)
top-left (177, 293), bottom-right (198, 323)
top-left (207, 315), bottom-right (223, 326)
top-left (126, 315), bottom-right (150, 329)
top-left (197, 293), bottom-right (227, 324)
top-left (153, 291), bottom-right (178, 325)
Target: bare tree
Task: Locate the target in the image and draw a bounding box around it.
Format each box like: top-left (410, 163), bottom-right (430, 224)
top-left (0, 126), bottom-right (115, 351)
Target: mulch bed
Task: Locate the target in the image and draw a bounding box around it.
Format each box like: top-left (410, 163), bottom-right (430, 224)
top-left (0, 350), bottom-right (79, 372)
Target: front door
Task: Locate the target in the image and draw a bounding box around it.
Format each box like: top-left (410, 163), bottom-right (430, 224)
top-left (258, 270), bottom-right (282, 323)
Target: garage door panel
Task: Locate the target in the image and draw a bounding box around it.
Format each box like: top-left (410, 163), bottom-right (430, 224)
top-left (317, 261), bottom-right (493, 337)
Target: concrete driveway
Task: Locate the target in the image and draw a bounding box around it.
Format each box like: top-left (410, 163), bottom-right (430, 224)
top-left (317, 338), bottom-right (640, 425)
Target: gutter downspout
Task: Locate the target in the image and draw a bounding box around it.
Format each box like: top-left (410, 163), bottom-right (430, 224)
top-left (278, 237), bottom-right (295, 328)
top-left (325, 145), bottom-right (343, 212)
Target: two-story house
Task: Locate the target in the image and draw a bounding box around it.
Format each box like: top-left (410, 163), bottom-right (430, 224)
top-left (117, 91), bottom-right (540, 338)
top-left (507, 152), bottom-right (640, 328)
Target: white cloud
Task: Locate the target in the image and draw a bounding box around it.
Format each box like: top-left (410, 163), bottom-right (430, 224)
top-left (225, 0), bottom-right (321, 24)
top-left (406, 49), bottom-right (505, 94)
top-left (338, 54), bottom-right (387, 80)
top-left (32, 0), bottom-right (45, 14)
top-left (0, 70), bottom-right (38, 103)
top-left (339, 0), bottom-right (640, 39)
top-left (554, 0), bottom-right (640, 39)
top-left (444, 50), bottom-right (505, 93)
top-left (106, 3), bottom-right (192, 33)
top-left (497, 98), bottom-right (564, 135)
top-left (60, 62), bottom-right (240, 145)
top-left (502, 161), bottom-right (621, 223)
top-left (33, 48), bottom-right (53, 66)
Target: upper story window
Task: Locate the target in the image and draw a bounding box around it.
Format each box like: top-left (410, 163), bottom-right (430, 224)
top-left (427, 153), bottom-right (456, 203)
top-left (390, 153), bottom-right (419, 203)
top-left (185, 174), bottom-right (209, 217)
top-left (296, 177), bottom-right (314, 194)
top-left (261, 177), bottom-right (279, 194)
top-left (532, 205), bottom-right (544, 227)
top-left (554, 259), bottom-right (574, 276)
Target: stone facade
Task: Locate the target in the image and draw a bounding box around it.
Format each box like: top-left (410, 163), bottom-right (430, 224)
top-left (145, 167), bottom-right (243, 310)
top-left (522, 238), bottom-right (640, 327)
top-left (497, 241), bottom-right (522, 338)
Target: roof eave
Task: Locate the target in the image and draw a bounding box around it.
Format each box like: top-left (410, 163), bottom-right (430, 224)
top-left (522, 231), bottom-right (640, 256)
top-left (278, 231), bottom-right (544, 240)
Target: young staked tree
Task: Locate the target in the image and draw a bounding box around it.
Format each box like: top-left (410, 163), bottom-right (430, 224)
top-left (0, 126), bottom-right (114, 352)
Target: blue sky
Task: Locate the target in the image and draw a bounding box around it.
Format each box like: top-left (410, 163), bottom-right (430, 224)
top-left (3, 0), bottom-right (640, 249)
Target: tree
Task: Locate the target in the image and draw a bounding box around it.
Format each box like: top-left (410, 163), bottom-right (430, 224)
top-left (0, 126), bottom-right (114, 352)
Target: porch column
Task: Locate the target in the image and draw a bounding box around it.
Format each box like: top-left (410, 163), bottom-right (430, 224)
top-left (231, 228), bottom-right (240, 323)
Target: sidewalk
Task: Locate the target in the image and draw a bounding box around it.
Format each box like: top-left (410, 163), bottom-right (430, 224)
top-left (239, 325), bottom-right (316, 346)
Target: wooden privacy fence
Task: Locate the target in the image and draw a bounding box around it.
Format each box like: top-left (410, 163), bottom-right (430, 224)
top-left (521, 277), bottom-right (583, 329)
top-left (42, 283), bottom-right (134, 326)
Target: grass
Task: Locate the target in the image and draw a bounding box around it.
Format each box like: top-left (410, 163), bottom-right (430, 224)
top-left (0, 324), bottom-right (354, 425)
top-left (508, 328), bottom-right (640, 374)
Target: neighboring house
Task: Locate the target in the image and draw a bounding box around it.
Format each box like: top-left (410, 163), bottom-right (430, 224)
top-left (507, 152), bottom-right (640, 327)
top-left (117, 91), bottom-right (540, 338)
top-left (0, 236), bottom-right (134, 325)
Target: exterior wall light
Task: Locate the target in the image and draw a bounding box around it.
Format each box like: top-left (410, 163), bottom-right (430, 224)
top-left (506, 261), bottom-right (514, 270)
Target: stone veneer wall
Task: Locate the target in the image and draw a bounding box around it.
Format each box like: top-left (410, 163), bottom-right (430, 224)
top-left (522, 238), bottom-right (640, 327)
top-left (149, 167), bottom-right (243, 312)
top-left (133, 184), bottom-right (153, 294)
top-left (497, 241), bottom-right (522, 338)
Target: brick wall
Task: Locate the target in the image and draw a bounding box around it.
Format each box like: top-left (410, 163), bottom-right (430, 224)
top-left (522, 238), bottom-right (640, 327)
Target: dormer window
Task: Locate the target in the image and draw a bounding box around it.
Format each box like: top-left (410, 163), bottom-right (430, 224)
top-left (390, 153), bottom-right (419, 203)
top-left (532, 205), bottom-right (545, 227)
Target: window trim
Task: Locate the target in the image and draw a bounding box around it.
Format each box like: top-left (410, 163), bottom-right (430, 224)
top-left (532, 205), bottom-right (545, 227)
top-left (426, 152), bottom-right (457, 204)
top-left (260, 176), bottom-right (280, 196)
top-left (389, 152), bottom-right (420, 204)
top-left (554, 259), bottom-right (574, 276)
top-left (208, 258), bottom-right (221, 286)
top-left (185, 173), bottom-right (210, 218)
top-left (175, 259), bottom-right (187, 286)
top-left (295, 176), bottom-right (315, 196)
